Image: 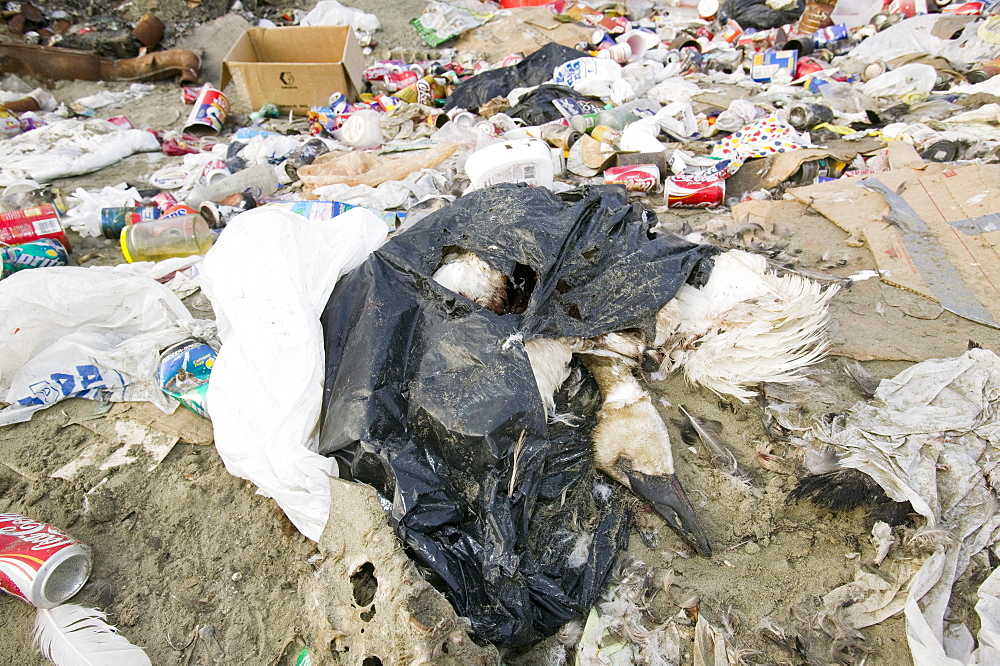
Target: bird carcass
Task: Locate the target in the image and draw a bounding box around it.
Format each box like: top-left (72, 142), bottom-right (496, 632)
top-left (318, 183), bottom-right (837, 647)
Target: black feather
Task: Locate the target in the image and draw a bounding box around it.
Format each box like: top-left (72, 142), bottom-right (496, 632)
top-left (789, 469), bottom-right (914, 527)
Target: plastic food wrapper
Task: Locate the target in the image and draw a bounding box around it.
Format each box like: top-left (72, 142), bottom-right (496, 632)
top-left (800, 349), bottom-right (1000, 665)
top-left (412, 0), bottom-right (493, 47)
top-left (861, 63), bottom-right (937, 103)
top-left (64, 183), bottom-right (143, 238)
top-left (157, 339), bottom-right (216, 417)
top-left (298, 143), bottom-right (457, 192)
top-left (298, 0), bottom-right (380, 38)
top-left (200, 206), bottom-right (388, 543)
top-left (445, 42), bottom-right (584, 113)
top-left (0, 266), bottom-right (216, 426)
top-left (711, 115), bottom-right (811, 165)
top-left (0, 119), bottom-right (160, 186)
top-left (317, 183), bottom-right (717, 646)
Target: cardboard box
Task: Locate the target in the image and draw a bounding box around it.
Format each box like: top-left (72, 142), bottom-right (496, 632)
top-left (750, 49), bottom-right (798, 83)
top-left (220, 26), bottom-right (364, 115)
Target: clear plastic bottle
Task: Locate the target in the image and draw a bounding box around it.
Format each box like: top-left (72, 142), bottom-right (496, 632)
top-left (120, 214), bottom-right (216, 263)
top-left (184, 162), bottom-right (280, 207)
top-left (594, 99), bottom-right (662, 131)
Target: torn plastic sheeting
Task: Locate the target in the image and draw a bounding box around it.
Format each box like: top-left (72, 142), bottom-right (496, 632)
top-left (0, 267), bottom-right (214, 426)
top-left (0, 119), bottom-right (160, 186)
top-left (297, 143), bottom-right (457, 193)
top-left (846, 14), bottom-right (1000, 69)
top-left (200, 206), bottom-right (387, 543)
top-left (318, 184), bottom-right (716, 645)
top-left (719, 0), bottom-right (804, 30)
top-left (801, 349), bottom-right (1000, 665)
top-left (444, 42), bottom-right (585, 113)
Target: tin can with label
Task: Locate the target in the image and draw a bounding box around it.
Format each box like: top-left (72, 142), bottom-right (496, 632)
top-left (158, 339), bottom-right (216, 417)
top-left (162, 203), bottom-right (201, 218)
top-left (604, 164), bottom-right (660, 192)
top-left (666, 175), bottom-right (725, 208)
top-left (2, 238), bottom-right (69, 275)
top-left (0, 203), bottom-right (70, 251)
top-left (541, 123), bottom-right (582, 151)
top-left (901, 123), bottom-right (957, 163)
top-left (183, 84), bottom-right (230, 136)
top-left (0, 513), bottom-right (92, 608)
top-left (100, 205), bottom-right (161, 239)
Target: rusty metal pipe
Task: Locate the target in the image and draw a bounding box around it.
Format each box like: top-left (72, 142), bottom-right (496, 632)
top-left (0, 43), bottom-right (201, 83)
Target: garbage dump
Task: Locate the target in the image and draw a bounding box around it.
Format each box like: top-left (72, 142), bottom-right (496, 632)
top-left (1, 0), bottom-right (1000, 664)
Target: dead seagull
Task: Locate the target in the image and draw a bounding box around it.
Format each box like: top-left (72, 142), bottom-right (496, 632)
top-left (435, 246), bottom-right (838, 557)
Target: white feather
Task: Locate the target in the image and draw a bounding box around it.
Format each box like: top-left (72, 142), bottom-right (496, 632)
top-left (524, 337), bottom-right (574, 418)
top-left (654, 249), bottom-right (839, 402)
top-left (34, 604), bottom-right (152, 666)
top-left (431, 251), bottom-right (506, 313)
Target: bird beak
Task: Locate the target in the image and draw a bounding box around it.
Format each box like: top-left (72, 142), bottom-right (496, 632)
top-left (624, 469), bottom-right (712, 557)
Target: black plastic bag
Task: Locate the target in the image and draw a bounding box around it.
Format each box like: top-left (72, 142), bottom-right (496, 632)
top-left (319, 184), bottom-right (715, 646)
top-left (445, 42), bottom-right (584, 113)
top-left (720, 0), bottom-right (805, 30)
top-left (506, 84), bottom-right (604, 126)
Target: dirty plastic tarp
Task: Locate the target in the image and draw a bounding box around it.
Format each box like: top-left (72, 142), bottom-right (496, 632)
top-left (0, 267), bottom-right (215, 426)
top-left (719, 0), bottom-right (804, 30)
top-left (444, 42), bottom-right (584, 113)
top-left (801, 349), bottom-right (1000, 665)
top-left (200, 207), bottom-right (388, 542)
top-left (0, 118), bottom-right (160, 186)
top-left (318, 184), bottom-right (716, 646)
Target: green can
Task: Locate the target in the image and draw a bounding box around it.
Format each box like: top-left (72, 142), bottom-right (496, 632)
top-left (1, 238), bottom-right (69, 277)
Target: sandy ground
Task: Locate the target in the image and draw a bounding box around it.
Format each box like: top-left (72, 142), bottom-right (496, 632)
top-left (2, 3), bottom-right (998, 666)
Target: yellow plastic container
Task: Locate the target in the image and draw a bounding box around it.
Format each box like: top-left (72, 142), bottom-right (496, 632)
top-left (120, 214), bottom-right (215, 263)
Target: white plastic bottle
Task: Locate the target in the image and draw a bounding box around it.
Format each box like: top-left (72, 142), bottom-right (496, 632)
top-left (464, 138), bottom-right (555, 190)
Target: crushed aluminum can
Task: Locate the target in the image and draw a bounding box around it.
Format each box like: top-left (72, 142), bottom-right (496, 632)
top-left (666, 174), bottom-right (725, 208)
top-left (1, 237), bottom-right (69, 275)
top-left (604, 164), bottom-right (660, 192)
top-left (0, 513), bottom-right (92, 608)
top-left (151, 191), bottom-right (179, 213)
top-left (158, 339), bottom-right (216, 417)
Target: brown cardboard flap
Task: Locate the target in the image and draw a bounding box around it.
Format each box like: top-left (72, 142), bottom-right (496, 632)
top-left (454, 7), bottom-right (591, 58)
top-left (788, 164), bottom-right (1000, 328)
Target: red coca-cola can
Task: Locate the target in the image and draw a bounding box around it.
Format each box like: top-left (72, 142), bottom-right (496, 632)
top-left (666, 175), bottom-right (725, 208)
top-left (0, 204), bottom-right (70, 251)
top-left (0, 513), bottom-right (92, 608)
top-left (605, 164), bottom-right (660, 192)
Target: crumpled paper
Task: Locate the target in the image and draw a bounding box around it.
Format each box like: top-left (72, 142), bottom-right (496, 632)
top-left (802, 349), bottom-right (1000, 665)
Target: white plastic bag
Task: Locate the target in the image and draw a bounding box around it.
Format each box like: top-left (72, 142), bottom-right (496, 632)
top-left (0, 267), bottom-right (214, 426)
top-left (201, 206), bottom-right (387, 541)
